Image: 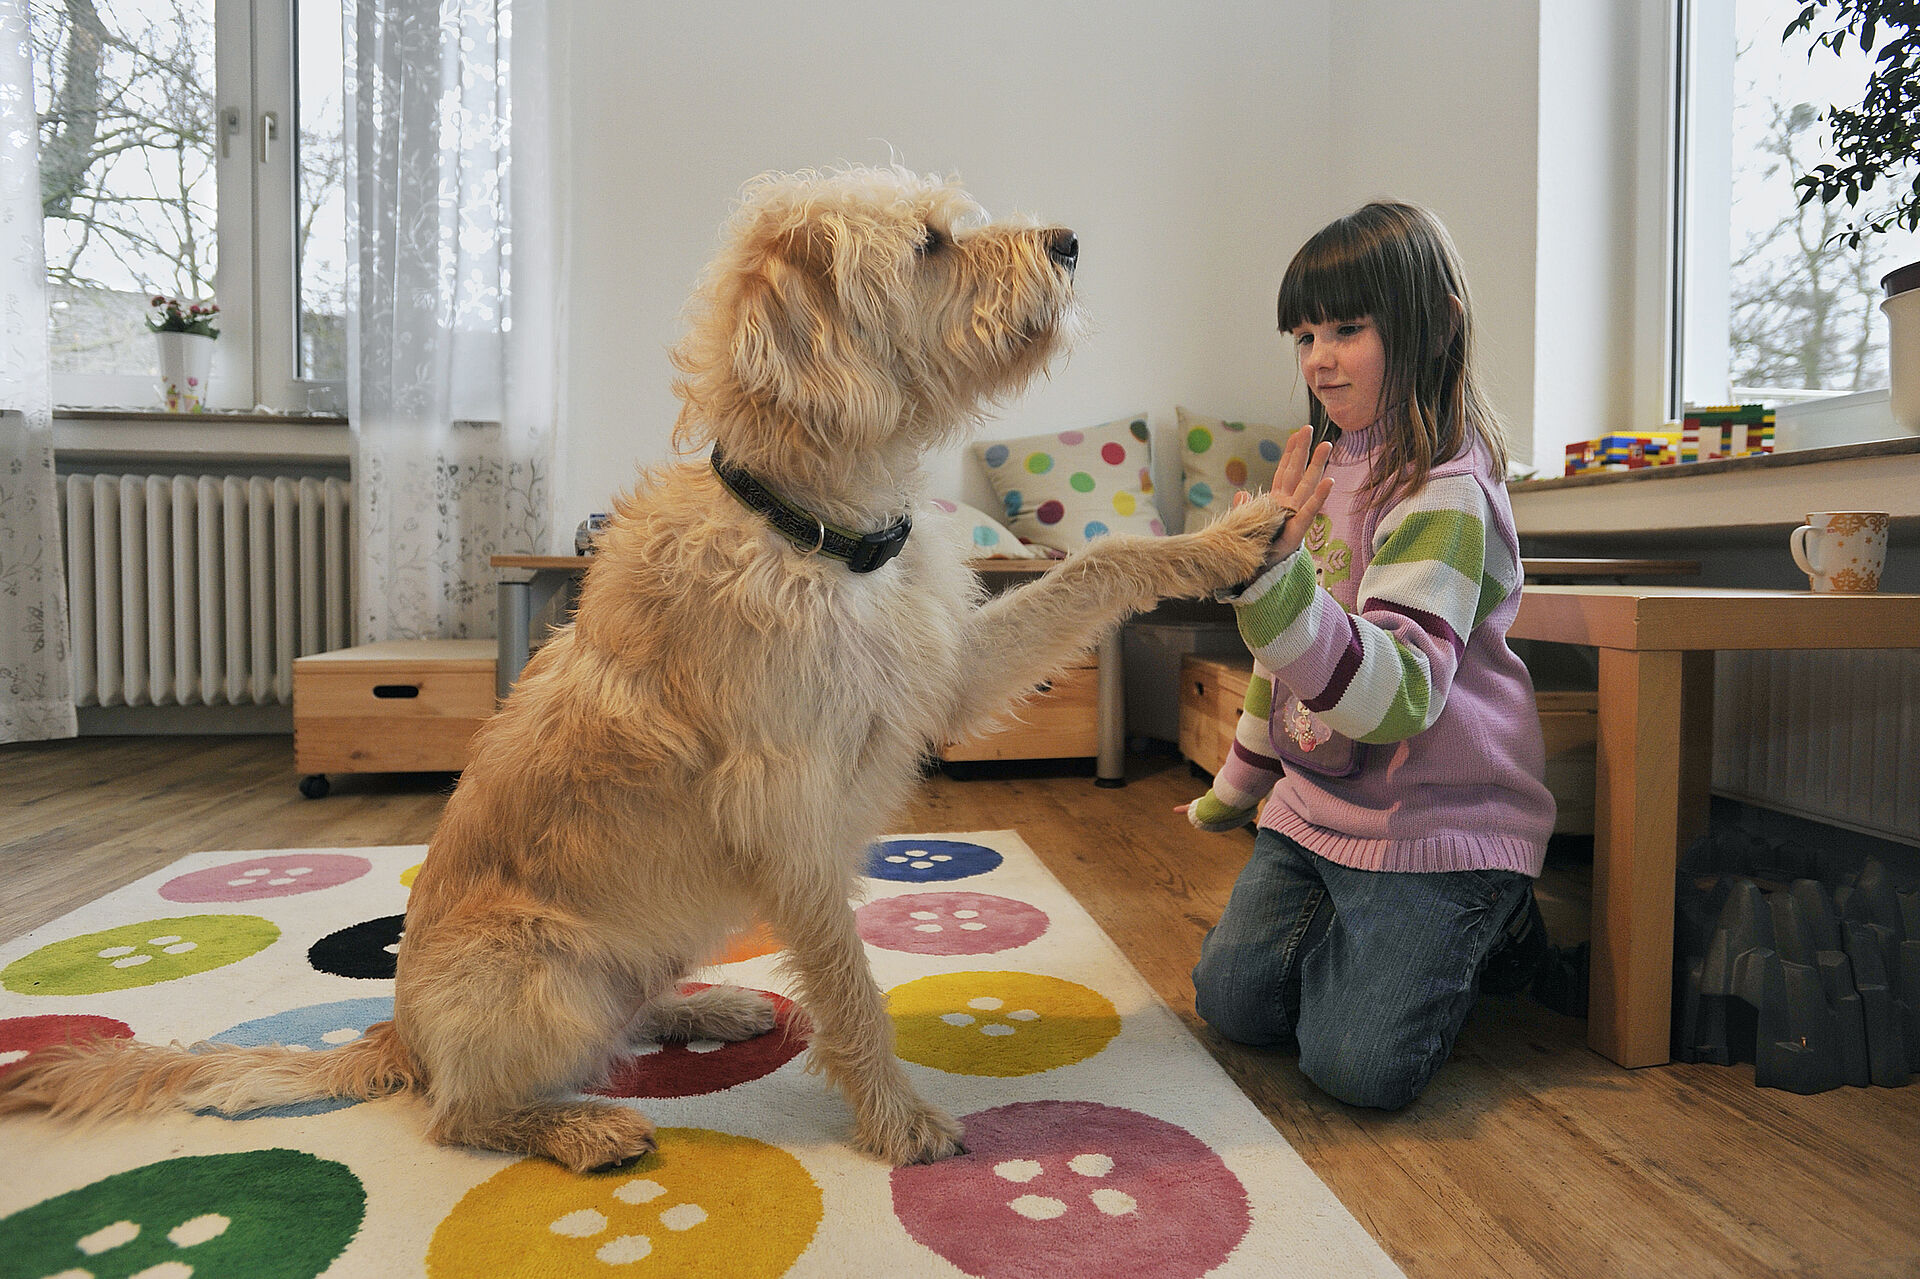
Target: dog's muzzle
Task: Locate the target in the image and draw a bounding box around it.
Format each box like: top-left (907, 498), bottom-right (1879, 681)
top-left (1047, 230), bottom-right (1078, 276)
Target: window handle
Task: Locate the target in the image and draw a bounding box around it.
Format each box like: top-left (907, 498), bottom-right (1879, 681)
top-left (259, 111), bottom-right (279, 164)
top-left (221, 107), bottom-right (242, 159)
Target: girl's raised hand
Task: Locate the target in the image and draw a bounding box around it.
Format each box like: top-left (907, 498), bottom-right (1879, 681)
top-left (1244, 427), bottom-right (1333, 566)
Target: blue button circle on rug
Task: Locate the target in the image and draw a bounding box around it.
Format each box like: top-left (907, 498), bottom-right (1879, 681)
top-left (207, 996), bottom-right (396, 1118)
top-left (865, 839), bottom-right (1002, 883)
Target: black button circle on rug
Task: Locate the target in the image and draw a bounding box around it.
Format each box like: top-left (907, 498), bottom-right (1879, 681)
top-left (307, 914), bottom-right (405, 979)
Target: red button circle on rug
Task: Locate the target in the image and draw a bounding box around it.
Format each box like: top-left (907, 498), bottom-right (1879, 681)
top-left (160, 853), bottom-right (371, 902)
top-left (855, 891), bottom-right (1048, 956)
top-left (0, 1014), bottom-right (133, 1078)
top-left (593, 985), bottom-right (807, 1099)
top-left (891, 1100), bottom-right (1250, 1279)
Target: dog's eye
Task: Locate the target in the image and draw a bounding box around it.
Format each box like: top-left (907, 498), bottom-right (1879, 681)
top-left (918, 227), bottom-right (946, 255)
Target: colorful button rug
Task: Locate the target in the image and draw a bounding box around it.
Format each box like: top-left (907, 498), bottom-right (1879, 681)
top-left (0, 831), bottom-right (1401, 1277)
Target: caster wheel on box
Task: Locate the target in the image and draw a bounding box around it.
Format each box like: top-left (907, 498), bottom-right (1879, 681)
top-left (299, 774), bottom-right (331, 799)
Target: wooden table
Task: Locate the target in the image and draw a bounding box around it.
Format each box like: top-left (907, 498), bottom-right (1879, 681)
top-left (1521, 558), bottom-right (1699, 581)
top-left (491, 555), bottom-right (588, 700)
top-left (490, 554), bottom-right (1128, 784)
top-left (1508, 585), bottom-right (1920, 1068)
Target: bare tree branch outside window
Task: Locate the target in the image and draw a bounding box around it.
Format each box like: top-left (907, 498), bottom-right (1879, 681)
top-left (1728, 1), bottom-right (1920, 399)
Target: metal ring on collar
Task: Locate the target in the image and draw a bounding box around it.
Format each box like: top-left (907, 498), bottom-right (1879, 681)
top-left (799, 516), bottom-right (827, 556)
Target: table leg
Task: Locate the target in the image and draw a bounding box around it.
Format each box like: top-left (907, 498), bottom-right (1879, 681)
top-left (1095, 626), bottom-right (1125, 787)
top-left (1587, 647), bottom-right (1715, 1066)
top-left (498, 579), bottom-right (532, 701)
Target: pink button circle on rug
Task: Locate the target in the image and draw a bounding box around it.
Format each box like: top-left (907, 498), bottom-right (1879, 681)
top-left (856, 892), bottom-right (1048, 956)
top-left (593, 984), bottom-right (806, 1100)
top-left (160, 853), bottom-right (371, 902)
top-left (0, 1014), bottom-right (133, 1078)
top-left (891, 1100), bottom-right (1249, 1279)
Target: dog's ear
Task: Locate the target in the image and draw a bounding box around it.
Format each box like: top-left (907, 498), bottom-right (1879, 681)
top-left (729, 228), bottom-right (905, 451)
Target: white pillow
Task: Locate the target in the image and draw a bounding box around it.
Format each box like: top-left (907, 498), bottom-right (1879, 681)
top-left (922, 497), bottom-right (1045, 558)
top-left (973, 414), bottom-right (1167, 553)
top-left (1177, 406), bottom-right (1297, 530)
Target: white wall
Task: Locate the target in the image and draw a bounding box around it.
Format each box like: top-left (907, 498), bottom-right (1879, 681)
top-left (1321, 1), bottom-right (1545, 473)
top-left (556, 0), bottom-right (1331, 535)
top-left (1534, 0), bottom-right (1649, 467)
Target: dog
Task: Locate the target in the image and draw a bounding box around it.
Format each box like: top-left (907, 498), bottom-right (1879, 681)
top-left (0, 165), bottom-right (1295, 1171)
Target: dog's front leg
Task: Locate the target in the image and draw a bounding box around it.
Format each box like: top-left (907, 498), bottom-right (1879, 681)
top-left (944, 495), bottom-right (1291, 741)
top-left (755, 876), bottom-right (964, 1164)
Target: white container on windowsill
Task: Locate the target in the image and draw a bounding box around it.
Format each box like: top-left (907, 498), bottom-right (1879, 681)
top-left (1884, 261), bottom-right (1920, 436)
top-left (154, 331), bottom-right (215, 413)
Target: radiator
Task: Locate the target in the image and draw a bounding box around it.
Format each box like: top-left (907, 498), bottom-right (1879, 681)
top-left (60, 474), bottom-right (353, 707)
top-left (1714, 650), bottom-right (1920, 845)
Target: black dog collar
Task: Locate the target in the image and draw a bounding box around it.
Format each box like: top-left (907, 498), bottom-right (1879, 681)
top-left (711, 448), bottom-right (912, 574)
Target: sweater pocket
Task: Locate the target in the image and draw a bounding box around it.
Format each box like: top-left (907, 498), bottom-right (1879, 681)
top-left (1270, 695), bottom-right (1368, 779)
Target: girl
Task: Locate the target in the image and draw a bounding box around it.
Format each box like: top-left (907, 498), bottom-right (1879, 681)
top-left (1183, 201), bottom-right (1554, 1110)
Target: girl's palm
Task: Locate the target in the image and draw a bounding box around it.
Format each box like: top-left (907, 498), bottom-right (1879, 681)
top-left (1246, 428), bottom-right (1333, 565)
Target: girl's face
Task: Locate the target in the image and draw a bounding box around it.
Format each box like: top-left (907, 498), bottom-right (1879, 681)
top-left (1290, 316), bottom-right (1386, 431)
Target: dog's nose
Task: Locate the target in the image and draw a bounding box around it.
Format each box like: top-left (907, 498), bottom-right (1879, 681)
top-left (1047, 230), bottom-right (1078, 272)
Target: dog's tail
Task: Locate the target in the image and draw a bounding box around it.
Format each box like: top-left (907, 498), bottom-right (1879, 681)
top-left (0, 1020), bottom-right (420, 1121)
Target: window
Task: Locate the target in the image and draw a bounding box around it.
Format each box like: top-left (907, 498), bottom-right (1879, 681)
top-left (1677, 0), bottom-right (1919, 423)
top-left (31, 0), bottom-right (346, 412)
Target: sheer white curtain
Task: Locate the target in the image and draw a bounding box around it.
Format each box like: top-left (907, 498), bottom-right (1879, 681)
top-left (0, 0), bottom-right (77, 743)
top-left (346, 0), bottom-right (558, 642)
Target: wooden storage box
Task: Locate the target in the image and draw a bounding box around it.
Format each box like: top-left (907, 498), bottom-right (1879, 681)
top-left (1179, 655), bottom-right (1251, 778)
top-left (941, 660), bottom-right (1100, 762)
top-left (1537, 688), bottom-right (1598, 835)
top-left (293, 640), bottom-right (497, 784)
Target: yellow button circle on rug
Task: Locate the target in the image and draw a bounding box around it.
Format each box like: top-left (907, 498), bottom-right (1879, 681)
top-left (400, 862), bottom-right (422, 887)
top-left (426, 1127), bottom-right (821, 1278)
top-left (888, 971), bottom-right (1120, 1076)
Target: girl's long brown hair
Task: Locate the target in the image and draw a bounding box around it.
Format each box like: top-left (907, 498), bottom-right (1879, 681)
top-left (1276, 202), bottom-right (1507, 512)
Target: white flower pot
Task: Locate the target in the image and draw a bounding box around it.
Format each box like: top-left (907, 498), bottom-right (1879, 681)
top-left (155, 331), bottom-right (216, 412)
top-left (1884, 262), bottom-right (1920, 436)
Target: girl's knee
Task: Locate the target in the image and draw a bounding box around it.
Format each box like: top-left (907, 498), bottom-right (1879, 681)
top-left (1191, 952), bottom-right (1293, 1048)
top-left (1299, 1033), bottom-right (1443, 1110)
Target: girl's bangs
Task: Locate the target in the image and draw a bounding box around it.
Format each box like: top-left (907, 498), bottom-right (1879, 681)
top-left (1276, 232), bottom-right (1378, 333)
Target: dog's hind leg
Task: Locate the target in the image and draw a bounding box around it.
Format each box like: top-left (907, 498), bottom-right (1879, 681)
top-left (754, 878), bottom-right (964, 1165)
top-left (628, 985), bottom-right (778, 1045)
top-left (433, 1098), bottom-right (659, 1174)
top-left (397, 898), bottom-right (668, 1173)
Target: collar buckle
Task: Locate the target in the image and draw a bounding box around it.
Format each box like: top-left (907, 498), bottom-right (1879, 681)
top-left (846, 518), bottom-right (912, 573)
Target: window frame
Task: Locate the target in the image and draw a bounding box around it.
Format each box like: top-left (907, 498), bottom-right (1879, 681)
top-left (1670, 0), bottom-right (1912, 443)
top-left (45, 0), bottom-right (342, 415)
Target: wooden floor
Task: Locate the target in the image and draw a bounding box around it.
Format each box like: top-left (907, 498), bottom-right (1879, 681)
top-left (3, 735), bottom-right (1917, 1278)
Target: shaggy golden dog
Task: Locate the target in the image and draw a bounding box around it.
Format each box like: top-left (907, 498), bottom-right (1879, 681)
top-left (1, 165), bottom-right (1309, 1171)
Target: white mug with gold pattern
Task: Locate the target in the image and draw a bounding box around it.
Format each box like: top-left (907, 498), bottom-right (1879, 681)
top-left (1790, 511), bottom-right (1890, 593)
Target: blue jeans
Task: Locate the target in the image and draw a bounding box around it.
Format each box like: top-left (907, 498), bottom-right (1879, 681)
top-left (1192, 827), bottom-right (1531, 1110)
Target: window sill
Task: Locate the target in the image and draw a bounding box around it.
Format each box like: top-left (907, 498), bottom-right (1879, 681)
top-left (52, 407), bottom-right (350, 468)
top-left (1510, 436), bottom-right (1920, 535)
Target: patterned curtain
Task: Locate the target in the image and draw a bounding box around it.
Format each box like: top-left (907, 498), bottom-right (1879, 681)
top-left (0, 0), bottom-right (77, 743)
top-left (346, 0), bottom-right (556, 641)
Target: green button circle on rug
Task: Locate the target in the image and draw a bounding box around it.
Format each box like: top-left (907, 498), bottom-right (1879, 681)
top-left (0, 1148), bottom-right (364, 1279)
top-left (2, 914), bottom-right (279, 995)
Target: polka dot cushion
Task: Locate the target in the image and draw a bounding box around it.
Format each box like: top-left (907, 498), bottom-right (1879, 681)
top-left (973, 415), bottom-right (1167, 554)
top-left (922, 498), bottom-right (1046, 559)
top-left (1177, 407), bottom-right (1299, 530)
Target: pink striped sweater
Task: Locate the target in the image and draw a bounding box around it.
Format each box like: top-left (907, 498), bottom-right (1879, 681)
top-left (1188, 423), bottom-right (1555, 876)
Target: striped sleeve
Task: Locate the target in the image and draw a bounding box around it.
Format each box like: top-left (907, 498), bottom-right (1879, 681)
top-left (1188, 658), bottom-right (1283, 831)
top-left (1230, 475), bottom-right (1507, 746)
